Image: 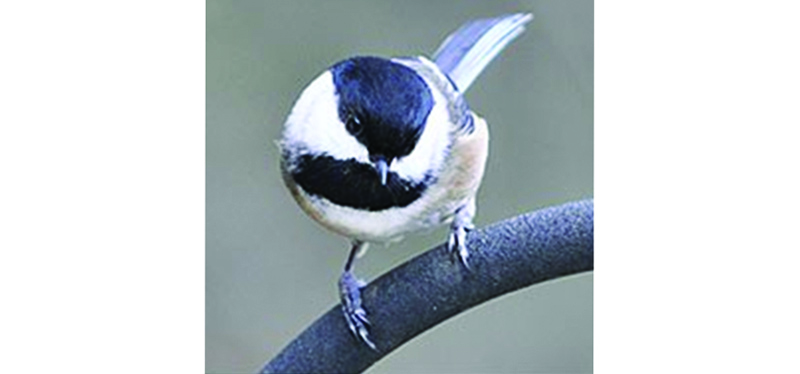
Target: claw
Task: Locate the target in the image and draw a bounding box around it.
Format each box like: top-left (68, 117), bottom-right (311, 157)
top-left (447, 224), bottom-right (471, 269)
top-left (447, 203), bottom-right (475, 270)
top-left (339, 271), bottom-right (377, 350)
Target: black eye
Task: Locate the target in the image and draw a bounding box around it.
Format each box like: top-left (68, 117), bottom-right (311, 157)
top-left (345, 114), bottom-right (363, 135)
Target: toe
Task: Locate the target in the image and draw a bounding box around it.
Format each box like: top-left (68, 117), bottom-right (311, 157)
top-left (339, 272), bottom-right (378, 350)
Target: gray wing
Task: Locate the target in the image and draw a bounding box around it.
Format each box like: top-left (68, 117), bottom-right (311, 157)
top-left (433, 13), bottom-right (533, 92)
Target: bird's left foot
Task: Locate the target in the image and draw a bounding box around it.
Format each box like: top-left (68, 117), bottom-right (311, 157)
top-left (447, 222), bottom-right (473, 268)
top-left (447, 204), bottom-right (475, 269)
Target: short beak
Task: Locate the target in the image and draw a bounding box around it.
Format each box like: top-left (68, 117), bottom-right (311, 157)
top-left (374, 157), bottom-right (389, 186)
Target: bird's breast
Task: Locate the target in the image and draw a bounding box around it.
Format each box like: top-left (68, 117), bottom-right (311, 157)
top-left (282, 112), bottom-right (489, 243)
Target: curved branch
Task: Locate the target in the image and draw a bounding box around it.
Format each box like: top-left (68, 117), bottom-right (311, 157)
top-left (261, 199), bottom-right (594, 374)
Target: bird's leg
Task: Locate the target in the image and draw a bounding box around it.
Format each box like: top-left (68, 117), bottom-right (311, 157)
top-left (338, 240), bottom-right (376, 350)
top-left (447, 199), bottom-right (476, 269)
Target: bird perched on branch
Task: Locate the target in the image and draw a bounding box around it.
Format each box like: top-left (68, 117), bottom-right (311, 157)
top-left (279, 13), bottom-right (533, 349)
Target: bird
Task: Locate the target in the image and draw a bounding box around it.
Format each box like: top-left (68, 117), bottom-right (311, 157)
top-left (278, 13), bottom-right (533, 349)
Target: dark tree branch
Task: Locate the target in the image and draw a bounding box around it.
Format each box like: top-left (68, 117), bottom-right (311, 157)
top-left (261, 199), bottom-right (594, 374)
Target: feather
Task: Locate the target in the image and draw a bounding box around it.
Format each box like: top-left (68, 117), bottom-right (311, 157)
top-left (433, 13), bottom-right (533, 92)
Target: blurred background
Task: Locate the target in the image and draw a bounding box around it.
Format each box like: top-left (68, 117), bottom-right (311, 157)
top-left (207, 0), bottom-right (592, 372)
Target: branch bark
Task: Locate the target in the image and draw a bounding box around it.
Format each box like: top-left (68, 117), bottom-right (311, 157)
top-left (261, 199), bottom-right (594, 374)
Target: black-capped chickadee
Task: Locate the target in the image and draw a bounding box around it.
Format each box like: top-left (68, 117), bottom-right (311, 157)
top-left (279, 13), bottom-right (533, 349)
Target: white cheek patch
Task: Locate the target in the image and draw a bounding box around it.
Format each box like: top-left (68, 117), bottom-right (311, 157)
top-left (282, 68), bottom-right (453, 184)
top-left (390, 79), bottom-right (452, 183)
top-left (282, 71), bottom-right (370, 163)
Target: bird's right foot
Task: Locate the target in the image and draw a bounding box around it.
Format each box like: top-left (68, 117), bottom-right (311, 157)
top-left (339, 270), bottom-right (376, 350)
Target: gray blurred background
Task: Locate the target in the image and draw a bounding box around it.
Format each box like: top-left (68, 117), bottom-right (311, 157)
top-left (207, 1), bottom-right (592, 372)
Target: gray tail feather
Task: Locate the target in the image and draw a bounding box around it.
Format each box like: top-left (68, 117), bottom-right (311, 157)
top-left (432, 13), bottom-right (533, 92)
